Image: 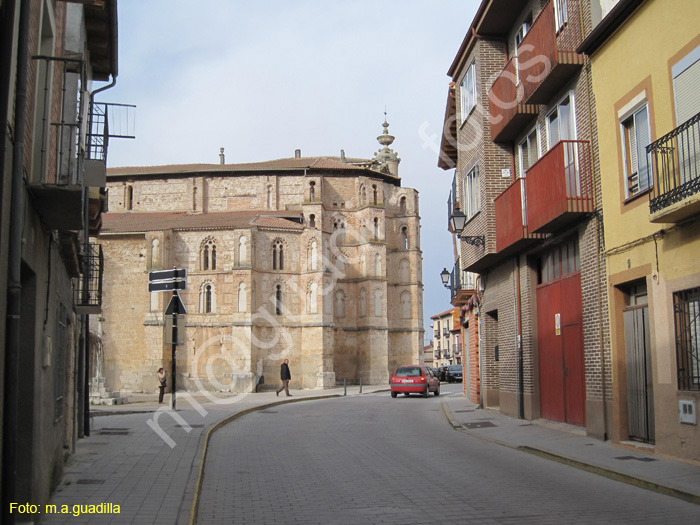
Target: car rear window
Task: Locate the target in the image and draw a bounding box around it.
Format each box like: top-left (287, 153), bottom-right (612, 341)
top-left (394, 366), bottom-right (422, 377)
top-left (449, 365), bottom-right (461, 371)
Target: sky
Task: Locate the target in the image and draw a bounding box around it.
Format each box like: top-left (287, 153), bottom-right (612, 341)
top-left (104, 0), bottom-right (480, 341)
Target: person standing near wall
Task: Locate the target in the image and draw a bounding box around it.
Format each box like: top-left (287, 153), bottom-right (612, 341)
top-left (157, 368), bottom-right (167, 404)
top-left (276, 359), bottom-right (292, 397)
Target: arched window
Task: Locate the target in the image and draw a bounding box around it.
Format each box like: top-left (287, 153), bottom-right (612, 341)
top-left (333, 219), bottom-right (346, 244)
top-left (309, 214), bottom-right (316, 228)
top-left (308, 240), bottom-right (318, 271)
top-left (126, 185), bottom-right (134, 210)
top-left (272, 240), bottom-right (284, 270)
top-left (400, 196), bottom-right (407, 215)
top-left (308, 282), bottom-right (318, 314)
top-left (373, 218), bottom-right (379, 239)
top-left (238, 236), bottom-right (247, 266)
top-left (401, 226), bottom-right (409, 250)
top-left (372, 184), bottom-right (378, 205)
top-left (335, 252), bottom-right (346, 273)
top-left (359, 185), bottom-right (367, 206)
top-left (374, 289), bottom-right (382, 316)
top-left (360, 253), bottom-right (366, 276)
top-left (237, 282), bottom-right (247, 313)
top-left (400, 259), bottom-right (410, 282)
top-left (374, 253), bottom-right (381, 276)
top-left (360, 288), bottom-right (367, 317)
top-left (335, 289), bottom-right (345, 317)
top-left (275, 284), bottom-right (283, 315)
top-left (201, 237), bottom-right (217, 271)
top-left (309, 181), bottom-right (316, 201)
top-left (267, 185), bottom-right (273, 209)
top-left (401, 291), bottom-right (411, 319)
top-left (151, 238), bottom-right (160, 268)
top-left (193, 185), bottom-right (197, 212)
top-left (200, 282), bottom-right (215, 313)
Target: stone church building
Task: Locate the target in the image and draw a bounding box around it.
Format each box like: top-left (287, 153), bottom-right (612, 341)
top-left (98, 123), bottom-right (424, 394)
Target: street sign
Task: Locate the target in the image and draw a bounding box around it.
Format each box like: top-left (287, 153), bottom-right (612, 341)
top-left (148, 280), bottom-right (187, 292)
top-left (165, 293), bottom-right (187, 316)
top-left (165, 316), bottom-right (185, 345)
top-left (149, 268), bottom-right (187, 282)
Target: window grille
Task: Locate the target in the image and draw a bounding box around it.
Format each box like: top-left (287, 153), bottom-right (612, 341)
top-left (75, 243), bottom-right (103, 313)
top-left (674, 287), bottom-right (700, 390)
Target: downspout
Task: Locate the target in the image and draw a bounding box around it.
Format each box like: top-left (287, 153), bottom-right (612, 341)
top-left (81, 0), bottom-right (119, 438)
top-left (511, 144), bottom-right (525, 419)
top-left (2, 0), bottom-right (30, 521)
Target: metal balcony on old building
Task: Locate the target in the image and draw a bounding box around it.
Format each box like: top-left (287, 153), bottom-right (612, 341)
top-left (495, 177), bottom-right (546, 254)
top-left (517, 0), bottom-right (585, 105)
top-left (526, 140), bottom-right (594, 233)
top-left (648, 111), bottom-right (700, 223)
top-left (75, 243), bottom-right (104, 314)
top-left (448, 262), bottom-right (477, 307)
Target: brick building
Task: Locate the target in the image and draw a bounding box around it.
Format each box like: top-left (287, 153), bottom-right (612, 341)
top-left (98, 123), bottom-right (424, 395)
top-left (439, 0), bottom-right (611, 438)
top-left (0, 0), bottom-right (117, 518)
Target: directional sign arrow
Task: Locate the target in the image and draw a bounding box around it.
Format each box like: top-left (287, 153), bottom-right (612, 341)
top-left (165, 293), bottom-right (187, 316)
top-left (148, 279), bottom-right (186, 292)
top-left (149, 268), bottom-right (187, 282)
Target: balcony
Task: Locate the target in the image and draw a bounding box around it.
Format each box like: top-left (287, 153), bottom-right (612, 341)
top-left (75, 243), bottom-right (104, 314)
top-left (495, 178), bottom-right (546, 255)
top-left (648, 112), bottom-right (700, 223)
top-left (489, 56), bottom-right (539, 142)
top-left (449, 263), bottom-right (477, 307)
top-left (517, 0), bottom-right (585, 105)
top-left (526, 140), bottom-right (594, 233)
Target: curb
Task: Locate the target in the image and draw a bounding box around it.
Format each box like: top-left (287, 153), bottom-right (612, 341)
top-left (188, 393), bottom-right (346, 525)
top-left (442, 399), bottom-right (700, 507)
top-left (519, 446), bottom-right (700, 506)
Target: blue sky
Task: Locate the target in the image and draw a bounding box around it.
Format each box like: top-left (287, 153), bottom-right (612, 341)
top-left (105, 0), bottom-right (480, 340)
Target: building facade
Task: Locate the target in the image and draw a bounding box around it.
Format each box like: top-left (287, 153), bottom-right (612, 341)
top-left (580, 0), bottom-right (700, 461)
top-left (439, 0), bottom-right (611, 437)
top-left (98, 128), bottom-right (424, 395)
top-left (0, 0), bottom-right (117, 519)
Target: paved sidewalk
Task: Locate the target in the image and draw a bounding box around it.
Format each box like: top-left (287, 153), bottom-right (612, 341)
top-left (42, 385), bottom-right (385, 524)
top-left (442, 394), bottom-right (700, 505)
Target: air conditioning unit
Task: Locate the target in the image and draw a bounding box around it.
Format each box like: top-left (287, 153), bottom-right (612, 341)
top-left (679, 400), bottom-right (697, 425)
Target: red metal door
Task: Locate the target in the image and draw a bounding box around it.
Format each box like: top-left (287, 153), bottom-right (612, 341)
top-left (537, 273), bottom-right (586, 425)
top-left (537, 282), bottom-right (564, 422)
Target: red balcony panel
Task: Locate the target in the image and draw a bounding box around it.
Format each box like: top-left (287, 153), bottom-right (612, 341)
top-left (526, 140), bottom-right (594, 233)
top-left (489, 56), bottom-right (539, 143)
top-left (517, 0), bottom-right (585, 105)
top-left (495, 178), bottom-right (546, 254)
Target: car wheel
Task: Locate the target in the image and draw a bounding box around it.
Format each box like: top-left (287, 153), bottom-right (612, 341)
top-left (423, 386), bottom-right (429, 398)
top-left (434, 384), bottom-right (440, 396)
top-left (403, 392), bottom-right (410, 396)
top-left (391, 391), bottom-right (397, 398)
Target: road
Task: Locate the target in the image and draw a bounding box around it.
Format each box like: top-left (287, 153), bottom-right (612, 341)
top-left (198, 384), bottom-right (698, 524)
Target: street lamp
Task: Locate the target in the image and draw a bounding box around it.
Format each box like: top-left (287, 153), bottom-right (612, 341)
top-left (440, 268), bottom-right (450, 288)
top-left (449, 207), bottom-right (467, 234)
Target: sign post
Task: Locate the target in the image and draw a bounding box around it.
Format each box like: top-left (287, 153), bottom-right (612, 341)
top-left (149, 268), bottom-right (187, 410)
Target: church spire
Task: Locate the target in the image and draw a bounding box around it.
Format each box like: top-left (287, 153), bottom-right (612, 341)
top-left (372, 111), bottom-right (400, 177)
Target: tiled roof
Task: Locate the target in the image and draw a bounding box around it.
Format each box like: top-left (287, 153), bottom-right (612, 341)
top-left (101, 211), bottom-right (303, 233)
top-left (107, 156), bottom-right (387, 178)
top-left (430, 307), bottom-right (458, 319)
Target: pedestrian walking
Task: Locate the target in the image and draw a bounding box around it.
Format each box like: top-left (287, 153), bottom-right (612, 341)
top-left (157, 367), bottom-right (167, 404)
top-left (276, 359), bottom-right (292, 397)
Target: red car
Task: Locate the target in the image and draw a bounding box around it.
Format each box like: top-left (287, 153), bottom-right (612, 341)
top-left (390, 365), bottom-right (440, 398)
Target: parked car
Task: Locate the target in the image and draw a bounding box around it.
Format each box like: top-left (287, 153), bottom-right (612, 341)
top-left (438, 366), bottom-right (449, 382)
top-left (447, 364), bottom-right (463, 383)
top-left (390, 365), bottom-right (440, 398)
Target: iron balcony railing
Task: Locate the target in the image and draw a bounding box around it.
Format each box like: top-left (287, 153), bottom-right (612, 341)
top-left (88, 102), bottom-right (136, 162)
top-left (449, 262), bottom-right (477, 299)
top-left (648, 111), bottom-right (700, 217)
top-left (447, 170), bottom-right (459, 230)
top-left (75, 243), bottom-right (104, 314)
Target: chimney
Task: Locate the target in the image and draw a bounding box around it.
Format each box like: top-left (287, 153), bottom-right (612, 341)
top-left (295, 149), bottom-right (301, 158)
top-left (340, 149), bottom-right (346, 162)
top-left (219, 147), bottom-right (225, 165)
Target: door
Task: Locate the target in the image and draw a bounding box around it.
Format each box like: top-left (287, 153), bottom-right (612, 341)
top-left (537, 241), bottom-right (586, 426)
top-left (624, 304), bottom-right (654, 443)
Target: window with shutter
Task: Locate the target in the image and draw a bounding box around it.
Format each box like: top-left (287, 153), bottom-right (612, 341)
top-left (621, 105), bottom-right (651, 198)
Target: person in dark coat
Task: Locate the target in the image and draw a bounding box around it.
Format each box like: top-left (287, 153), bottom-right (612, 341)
top-left (157, 368), bottom-right (167, 404)
top-left (276, 359), bottom-right (292, 397)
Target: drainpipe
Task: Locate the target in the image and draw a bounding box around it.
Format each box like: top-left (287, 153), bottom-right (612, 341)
top-left (515, 256), bottom-right (524, 419)
top-left (2, 0), bottom-right (30, 521)
top-left (81, 0), bottom-right (119, 438)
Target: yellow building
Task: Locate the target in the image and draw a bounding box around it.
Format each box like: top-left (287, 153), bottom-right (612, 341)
top-left (580, 0), bottom-right (700, 461)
